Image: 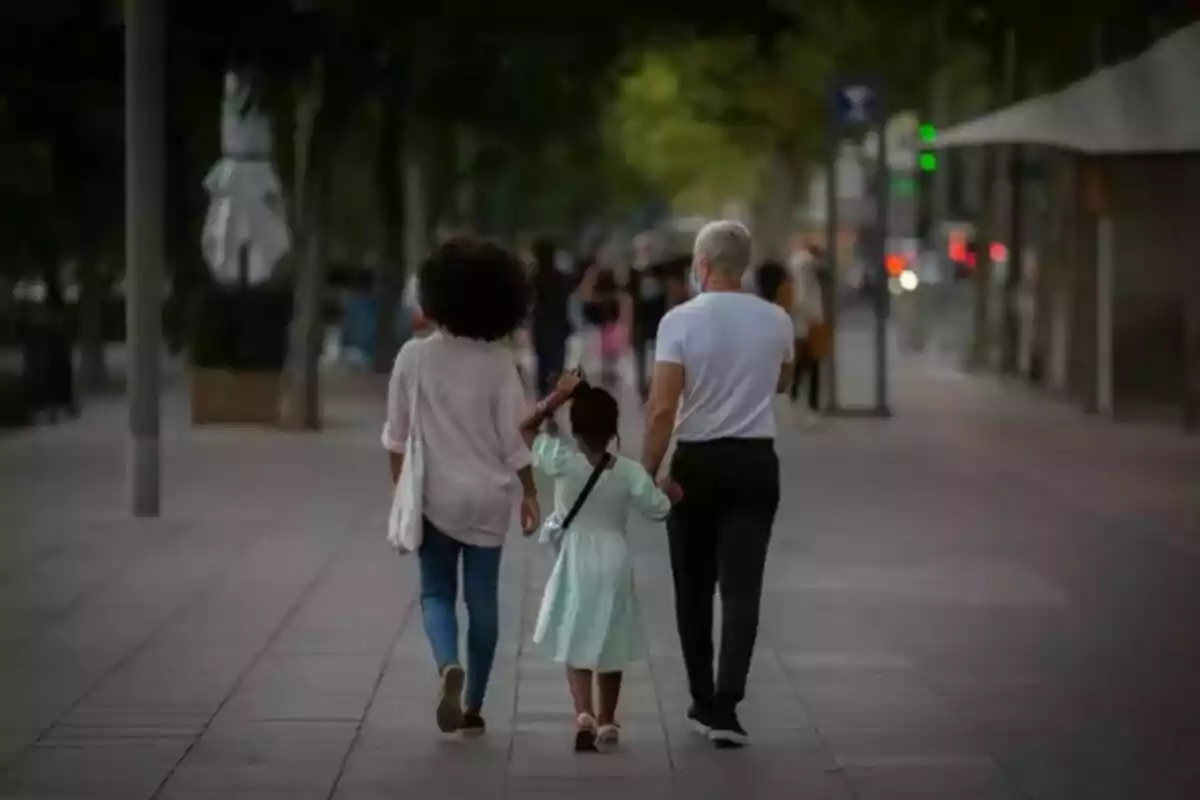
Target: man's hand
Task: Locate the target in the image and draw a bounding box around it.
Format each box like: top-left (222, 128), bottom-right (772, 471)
top-left (520, 492), bottom-right (541, 536)
top-left (554, 370), bottom-right (583, 398)
top-left (658, 476), bottom-right (684, 504)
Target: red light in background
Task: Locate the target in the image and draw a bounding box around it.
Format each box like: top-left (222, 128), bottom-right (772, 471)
top-left (948, 231), bottom-right (967, 262)
top-left (989, 242), bottom-right (1009, 262)
top-left (885, 254), bottom-right (907, 277)
top-left (966, 253), bottom-right (977, 269)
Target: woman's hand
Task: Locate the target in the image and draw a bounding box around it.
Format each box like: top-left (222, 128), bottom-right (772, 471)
top-left (520, 492), bottom-right (541, 536)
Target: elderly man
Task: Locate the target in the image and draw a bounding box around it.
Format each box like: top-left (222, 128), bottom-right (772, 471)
top-left (642, 220), bottom-right (794, 748)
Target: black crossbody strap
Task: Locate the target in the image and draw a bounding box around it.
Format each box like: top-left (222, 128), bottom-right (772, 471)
top-left (561, 453), bottom-right (611, 531)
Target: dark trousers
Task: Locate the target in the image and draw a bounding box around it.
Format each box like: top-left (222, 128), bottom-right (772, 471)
top-left (667, 438), bottom-right (780, 710)
top-left (533, 330), bottom-right (567, 397)
top-left (790, 338), bottom-right (820, 411)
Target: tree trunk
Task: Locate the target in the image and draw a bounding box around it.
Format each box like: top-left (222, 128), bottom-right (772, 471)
top-left (77, 259), bottom-right (109, 392)
top-left (967, 146), bottom-right (997, 372)
top-left (999, 31), bottom-right (1026, 376)
top-left (280, 78), bottom-right (334, 431)
top-left (403, 127), bottom-right (428, 299)
top-left (999, 143), bottom-right (1024, 375)
top-left (454, 127), bottom-right (477, 232)
top-left (752, 145), bottom-right (799, 264)
top-left (967, 27), bottom-right (1017, 373)
top-left (371, 100), bottom-right (404, 374)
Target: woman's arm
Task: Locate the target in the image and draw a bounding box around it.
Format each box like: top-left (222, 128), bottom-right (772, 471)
top-left (518, 372), bottom-right (582, 447)
top-left (382, 344), bottom-right (412, 484)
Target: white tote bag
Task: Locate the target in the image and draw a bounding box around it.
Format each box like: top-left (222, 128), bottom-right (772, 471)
top-left (387, 345), bottom-right (424, 553)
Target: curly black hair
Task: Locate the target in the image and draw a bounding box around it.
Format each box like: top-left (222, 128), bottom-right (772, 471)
top-left (568, 384), bottom-right (620, 454)
top-left (418, 235), bottom-right (532, 342)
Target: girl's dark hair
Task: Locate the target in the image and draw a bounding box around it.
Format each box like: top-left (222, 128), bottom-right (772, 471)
top-left (755, 260), bottom-right (789, 303)
top-left (419, 235), bottom-right (532, 341)
top-left (568, 384), bottom-right (620, 453)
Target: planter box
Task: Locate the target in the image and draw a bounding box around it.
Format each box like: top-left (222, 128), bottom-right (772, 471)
top-left (191, 368), bottom-right (282, 426)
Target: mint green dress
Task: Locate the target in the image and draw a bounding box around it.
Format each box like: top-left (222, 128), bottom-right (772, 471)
top-left (531, 434), bottom-right (671, 672)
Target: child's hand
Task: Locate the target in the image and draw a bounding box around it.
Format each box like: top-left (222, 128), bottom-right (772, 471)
top-left (658, 477), bottom-right (684, 504)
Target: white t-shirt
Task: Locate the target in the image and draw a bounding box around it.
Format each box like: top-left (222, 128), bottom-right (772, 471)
top-left (382, 332), bottom-right (532, 547)
top-left (655, 292), bottom-right (794, 441)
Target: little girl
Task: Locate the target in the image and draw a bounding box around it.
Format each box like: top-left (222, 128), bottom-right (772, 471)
top-left (519, 373), bottom-right (680, 752)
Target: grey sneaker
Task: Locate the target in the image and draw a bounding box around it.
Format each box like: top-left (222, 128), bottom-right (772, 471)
top-left (436, 665), bottom-right (465, 733)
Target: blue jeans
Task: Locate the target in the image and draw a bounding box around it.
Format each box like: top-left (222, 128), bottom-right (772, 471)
top-left (418, 519), bottom-right (503, 712)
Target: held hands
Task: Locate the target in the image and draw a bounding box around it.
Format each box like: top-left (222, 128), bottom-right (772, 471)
top-left (552, 370), bottom-right (584, 401)
top-left (657, 477), bottom-right (684, 505)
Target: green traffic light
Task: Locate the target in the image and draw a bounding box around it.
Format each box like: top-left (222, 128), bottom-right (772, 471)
top-left (919, 152), bottom-right (938, 172)
top-left (918, 123), bottom-right (937, 143)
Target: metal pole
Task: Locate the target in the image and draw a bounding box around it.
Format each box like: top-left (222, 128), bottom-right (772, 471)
top-left (237, 244), bottom-right (250, 370)
top-left (874, 84), bottom-right (891, 416)
top-left (125, 0), bottom-right (165, 517)
top-left (824, 83), bottom-right (841, 412)
top-left (1096, 213), bottom-right (1113, 416)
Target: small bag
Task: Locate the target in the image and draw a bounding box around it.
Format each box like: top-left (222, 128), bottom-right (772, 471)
top-left (387, 345), bottom-right (425, 553)
top-left (807, 321), bottom-right (832, 360)
top-left (536, 452), bottom-right (611, 549)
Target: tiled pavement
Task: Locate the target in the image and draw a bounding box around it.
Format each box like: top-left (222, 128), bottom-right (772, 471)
top-left (1, 347), bottom-right (1199, 800)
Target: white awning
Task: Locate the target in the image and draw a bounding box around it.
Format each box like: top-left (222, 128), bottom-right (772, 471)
top-left (936, 22), bottom-right (1200, 155)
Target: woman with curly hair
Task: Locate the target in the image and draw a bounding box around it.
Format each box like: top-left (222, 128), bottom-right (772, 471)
top-left (382, 236), bottom-right (541, 737)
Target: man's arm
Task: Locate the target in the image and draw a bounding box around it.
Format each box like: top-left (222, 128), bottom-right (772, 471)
top-left (642, 362), bottom-right (684, 478)
top-left (642, 314), bottom-right (686, 478)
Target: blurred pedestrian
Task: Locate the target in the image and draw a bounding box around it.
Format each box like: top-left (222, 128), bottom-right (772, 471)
top-left (788, 247), bottom-right (828, 423)
top-left (642, 220), bottom-right (794, 749)
top-left (627, 255), bottom-right (679, 402)
top-left (753, 260), bottom-right (794, 314)
top-left (519, 372), bottom-right (680, 752)
top-left (529, 237), bottom-right (572, 402)
top-left (21, 279), bottom-right (78, 422)
top-left (382, 236), bottom-right (541, 738)
top-left (579, 261), bottom-right (625, 390)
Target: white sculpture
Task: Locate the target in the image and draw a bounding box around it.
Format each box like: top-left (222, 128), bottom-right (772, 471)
top-left (201, 73), bottom-right (291, 286)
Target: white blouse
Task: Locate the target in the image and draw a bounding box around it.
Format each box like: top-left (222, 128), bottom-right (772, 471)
top-left (383, 332), bottom-right (532, 547)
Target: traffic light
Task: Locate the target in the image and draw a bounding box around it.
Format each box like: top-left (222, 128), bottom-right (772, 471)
top-left (918, 124), bottom-right (937, 172)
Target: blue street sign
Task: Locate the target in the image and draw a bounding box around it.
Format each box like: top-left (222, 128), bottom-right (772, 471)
top-left (835, 84), bottom-right (876, 125)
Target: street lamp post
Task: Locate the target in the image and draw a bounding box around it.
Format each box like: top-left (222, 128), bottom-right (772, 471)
top-left (125, 0), bottom-right (165, 517)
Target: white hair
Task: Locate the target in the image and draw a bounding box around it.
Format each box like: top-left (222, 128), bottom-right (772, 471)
top-left (693, 220), bottom-right (752, 278)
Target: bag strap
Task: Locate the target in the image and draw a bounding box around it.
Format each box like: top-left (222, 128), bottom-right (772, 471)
top-left (406, 340), bottom-right (423, 434)
top-left (561, 452), bottom-right (611, 531)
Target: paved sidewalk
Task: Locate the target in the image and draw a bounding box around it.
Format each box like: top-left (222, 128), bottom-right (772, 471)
top-left (1, 352), bottom-right (1198, 800)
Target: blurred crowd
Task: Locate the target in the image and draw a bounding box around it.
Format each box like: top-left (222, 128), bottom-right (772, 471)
top-left (402, 232), bottom-right (832, 420)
